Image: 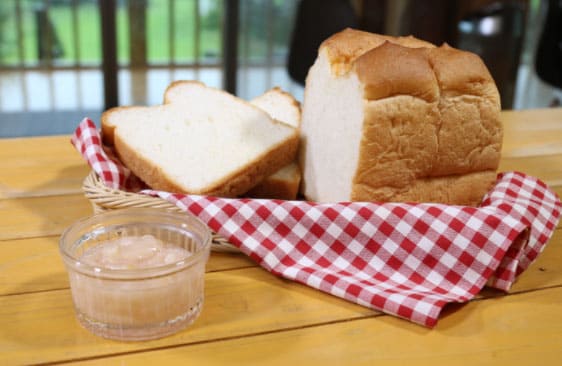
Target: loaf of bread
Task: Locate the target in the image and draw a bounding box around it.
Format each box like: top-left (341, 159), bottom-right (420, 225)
top-left (102, 81), bottom-right (299, 197)
top-left (246, 87), bottom-right (302, 200)
top-left (300, 28), bottom-right (503, 205)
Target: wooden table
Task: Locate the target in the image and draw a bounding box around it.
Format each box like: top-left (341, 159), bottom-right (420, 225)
top-left (1, 108), bottom-right (561, 365)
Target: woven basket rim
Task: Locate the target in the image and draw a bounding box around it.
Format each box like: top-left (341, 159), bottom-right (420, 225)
top-left (82, 171), bottom-right (239, 253)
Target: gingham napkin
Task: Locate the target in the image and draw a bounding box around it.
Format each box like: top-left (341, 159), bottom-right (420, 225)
top-left (72, 118), bottom-right (561, 327)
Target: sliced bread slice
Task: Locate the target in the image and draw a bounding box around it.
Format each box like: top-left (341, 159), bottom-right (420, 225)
top-left (245, 163), bottom-right (301, 200)
top-left (250, 87), bottom-right (301, 129)
top-left (105, 81), bottom-right (299, 197)
top-left (101, 106), bottom-right (139, 146)
top-left (245, 87), bottom-right (302, 200)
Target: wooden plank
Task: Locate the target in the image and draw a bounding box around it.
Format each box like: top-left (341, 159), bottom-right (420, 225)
top-left (501, 108), bottom-right (562, 130)
top-left (0, 235), bottom-right (255, 296)
top-left (501, 109), bottom-right (562, 158)
top-left (0, 230), bottom-right (560, 363)
top-left (73, 287), bottom-right (562, 366)
top-left (0, 267), bottom-right (376, 365)
top-left (0, 194), bottom-right (92, 241)
top-left (499, 154), bottom-right (562, 188)
top-left (502, 135), bottom-right (562, 159)
top-left (0, 135), bottom-right (89, 199)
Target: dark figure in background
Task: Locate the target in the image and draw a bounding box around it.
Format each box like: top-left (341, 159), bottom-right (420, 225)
top-left (535, 0), bottom-right (562, 106)
top-left (287, 0), bottom-right (359, 85)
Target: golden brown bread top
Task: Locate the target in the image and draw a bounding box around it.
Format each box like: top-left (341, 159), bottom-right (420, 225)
top-left (322, 29), bottom-right (499, 108)
top-left (320, 28), bottom-right (434, 75)
top-left (356, 42), bottom-right (439, 103)
top-left (427, 44), bottom-right (500, 102)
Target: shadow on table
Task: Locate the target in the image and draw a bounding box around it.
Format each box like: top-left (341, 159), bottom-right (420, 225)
top-left (6, 165), bottom-right (91, 239)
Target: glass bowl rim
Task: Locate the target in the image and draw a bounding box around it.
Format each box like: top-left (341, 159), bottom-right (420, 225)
top-left (59, 208), bottom-right (212, 279)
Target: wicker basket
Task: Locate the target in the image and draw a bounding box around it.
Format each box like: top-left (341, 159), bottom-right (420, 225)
top-left (82, 171), bottom-right (239, 253)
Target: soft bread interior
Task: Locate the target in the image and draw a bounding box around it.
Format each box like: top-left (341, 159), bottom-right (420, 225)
top-left (251, 87), bottom-right (301, 129)
top-left (300, 49), bottom-right (364, 202)
top-left (246, 87), bottom-right (302, 199)
top-left (113, 82), bottom-right (299, 195)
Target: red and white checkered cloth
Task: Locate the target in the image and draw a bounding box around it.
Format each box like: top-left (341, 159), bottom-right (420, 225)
top-left (72, 118), bottom-right (561, 327)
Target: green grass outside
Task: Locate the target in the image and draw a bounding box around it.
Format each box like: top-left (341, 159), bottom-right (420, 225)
top-left (0, 0), bottom-right (223, 66)
top-left (0, 1), bottom-right (106, 65)
top-left (145, 0), bottom-right (222, 63)
top-left (0, 0), bottom-right (295, 67)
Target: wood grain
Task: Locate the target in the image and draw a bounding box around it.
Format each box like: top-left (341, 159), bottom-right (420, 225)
top-left (0, 267), bottom-right (376, 365)
top-left (499, 154), bottom-right (562, 187)
top-left (0, 135), bottom-right (88, 199)
top-left (0, 194), bottom-right (92, 241)
top-left (0, 228), bottom-right (560, 364)
top-left (501, 109), bottom-right (562, 158)
top-left (0, 235), bottom-right (256, 296)
top-left (72, 287), bottom-right (562, 366)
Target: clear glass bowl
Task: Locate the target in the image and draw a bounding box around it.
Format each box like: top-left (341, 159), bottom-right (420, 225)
top-left (59, 208), bottom-right (211, 341)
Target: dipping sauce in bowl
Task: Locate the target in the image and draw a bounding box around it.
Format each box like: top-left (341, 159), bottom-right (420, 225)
top-left (59, 208), bottom-right (211, 341)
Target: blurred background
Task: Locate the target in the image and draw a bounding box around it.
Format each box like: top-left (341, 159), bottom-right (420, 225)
top-left (0, 0), bottom-right (560, 137)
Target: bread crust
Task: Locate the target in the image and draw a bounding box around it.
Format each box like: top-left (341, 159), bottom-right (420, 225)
top-left (304, 28), bottom-right (502, 205)
top-left (352, 170), bottom-right (497, 206)
top-left (356, 42), bottom-right (439, 103)
top-left (352, 42), bottom-right (501, 205)
top-left (245, 163), bottom-right (302, 200)
top-left (319, 28), bottom-right (434, 76)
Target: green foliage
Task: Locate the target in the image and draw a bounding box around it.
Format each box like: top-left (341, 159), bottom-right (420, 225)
top-left (0, 0), bottom-right (296, 66)
top-left (0, 1), bottom-right (14, 59)
top-left (145, 0), bottom-right (222, 63)
top-left (201, 0), bottom-right (221, 31)
top-left (239, 0), bottom-right (297, 61)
